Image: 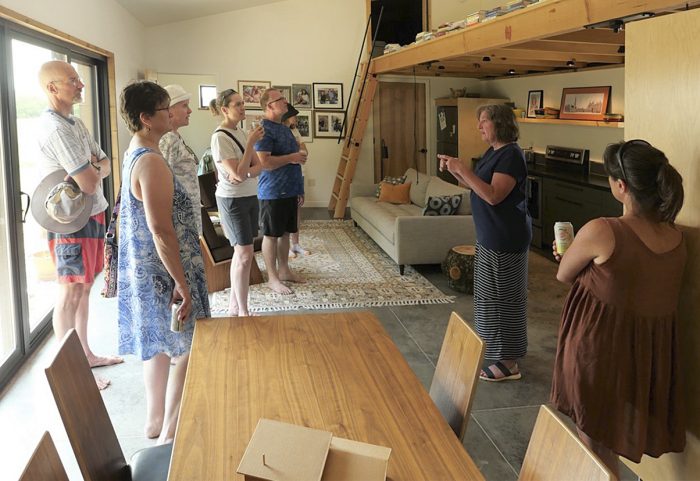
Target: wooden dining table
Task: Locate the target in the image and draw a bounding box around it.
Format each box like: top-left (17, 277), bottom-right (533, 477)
top-left (168, 311), bottom-right (485, 481)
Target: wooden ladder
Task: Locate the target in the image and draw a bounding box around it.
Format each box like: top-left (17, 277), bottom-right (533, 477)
top-left (328, 61), bottom-right (378, 219)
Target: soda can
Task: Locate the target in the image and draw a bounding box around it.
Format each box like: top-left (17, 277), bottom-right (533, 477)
top-left (171, 300), bottom-right (184, 332)
top-left (554, 222), bottom-right (575, 255)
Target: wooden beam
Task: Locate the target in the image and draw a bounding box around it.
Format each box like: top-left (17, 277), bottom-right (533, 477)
top-left (513, 39), bottom-right (623, 55)
top-left (547, 29), bottom-right (626, 44)
top-left (490, 47), bottom-right (623, 64)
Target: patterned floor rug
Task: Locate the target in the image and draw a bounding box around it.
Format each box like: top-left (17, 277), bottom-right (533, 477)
top-left (210, 219), bottom-right (454, 314)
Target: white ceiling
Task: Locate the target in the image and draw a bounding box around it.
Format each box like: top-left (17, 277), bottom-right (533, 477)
top-left (114, 0), bottom-right (286, 27)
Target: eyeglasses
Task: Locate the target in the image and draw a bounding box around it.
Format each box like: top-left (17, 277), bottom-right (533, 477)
top-left (218, 88), bottom-right (236, 103)
top-left (154, 106), bottom-right (170, 112)
top-left (615, 139), bottom-right (651, 180)
top-left (267, 96), bottom-right (286, 106)
top-left (51, 77), bottom-right (83, 87)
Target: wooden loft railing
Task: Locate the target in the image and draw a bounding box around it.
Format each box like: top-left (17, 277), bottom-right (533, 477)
top-left (370, 0), bottom-right (699, 79)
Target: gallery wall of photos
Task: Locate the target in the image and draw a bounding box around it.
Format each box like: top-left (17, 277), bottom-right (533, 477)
top-left (217, 80), bottom-right (347, 143)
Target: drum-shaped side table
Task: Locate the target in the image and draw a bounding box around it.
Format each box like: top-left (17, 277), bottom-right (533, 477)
top-left (441, 245), bottom-right (475, 294)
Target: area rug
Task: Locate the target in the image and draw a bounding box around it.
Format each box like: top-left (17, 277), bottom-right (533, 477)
top-left (210, 219), bottom-right (454, 314)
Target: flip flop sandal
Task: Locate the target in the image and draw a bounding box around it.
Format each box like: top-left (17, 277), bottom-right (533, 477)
top-left (480, 361), bottom-right (522, 382)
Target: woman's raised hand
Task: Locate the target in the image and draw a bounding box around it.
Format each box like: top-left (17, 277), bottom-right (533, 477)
top-left (249, 125), bottom-right (265, 143)
top-left (552, 240), bottom-right (562, 263)
top-left (437, 154), bottom-right (459, 173)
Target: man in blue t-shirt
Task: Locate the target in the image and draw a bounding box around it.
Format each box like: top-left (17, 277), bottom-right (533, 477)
top-left (254, 88), bottom-right (307, 294)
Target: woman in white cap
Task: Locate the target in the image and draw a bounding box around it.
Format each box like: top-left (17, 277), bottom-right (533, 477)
top-left (160, 84), bottom-right (202, 234)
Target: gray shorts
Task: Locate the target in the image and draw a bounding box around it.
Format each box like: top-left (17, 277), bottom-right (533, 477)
top-left (215, 195), bottom-right (259, 246)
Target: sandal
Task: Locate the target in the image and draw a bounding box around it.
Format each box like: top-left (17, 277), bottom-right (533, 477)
top-left (480, 361), bottom-right (522, 382)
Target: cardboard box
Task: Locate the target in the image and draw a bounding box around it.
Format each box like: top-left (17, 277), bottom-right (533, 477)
top-left (237, 419), bottom-right (391, 481)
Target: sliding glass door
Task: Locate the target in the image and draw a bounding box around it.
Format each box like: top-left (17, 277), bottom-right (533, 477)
top-left (0, 24), bottom-right (111, 389)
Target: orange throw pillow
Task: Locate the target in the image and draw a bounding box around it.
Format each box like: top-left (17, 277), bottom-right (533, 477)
top-left (378, 181), bottom-right (411, 204)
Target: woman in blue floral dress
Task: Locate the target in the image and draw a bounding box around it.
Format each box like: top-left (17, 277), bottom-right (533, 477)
top-left (117, 81), bottom-right (210, 444)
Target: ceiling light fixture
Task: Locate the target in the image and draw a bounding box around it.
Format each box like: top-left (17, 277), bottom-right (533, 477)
top-left (566, 60), bottom-right (575, 67)
top-left (507, 69), bottom-right (516, 75)
top-left (482, 56), bottom-right (491, 62)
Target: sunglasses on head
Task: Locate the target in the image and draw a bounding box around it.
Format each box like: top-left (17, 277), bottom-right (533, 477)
top-left (615, 139), bottom-right (651, 180)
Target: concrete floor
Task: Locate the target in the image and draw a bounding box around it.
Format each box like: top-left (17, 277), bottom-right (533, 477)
top-left (0, 208), bottom-right (635, 480)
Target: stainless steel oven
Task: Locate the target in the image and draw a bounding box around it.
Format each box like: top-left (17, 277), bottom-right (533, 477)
top-left (526, 175), bottom-right (542, 248)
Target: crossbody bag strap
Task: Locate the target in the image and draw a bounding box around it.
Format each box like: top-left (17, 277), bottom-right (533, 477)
top-left (215, 128), bottom-right (246, 154)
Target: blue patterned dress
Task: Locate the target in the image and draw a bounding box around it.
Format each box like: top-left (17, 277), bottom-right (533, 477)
top-left (117, 147), bottom-right (210, 360)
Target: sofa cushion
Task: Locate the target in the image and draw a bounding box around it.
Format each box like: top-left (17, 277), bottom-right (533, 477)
top-left (378, 182), bottom-right (411, 204)
top-left (422, 194), bottom-right (462, 216)
top-left (404, 168), bottom-right (431, 208)
top-left (351, 196), bottom-right (421, 243)
top-left (425, 177), bottom-right (472, 215)
top-left (375, 175), bottom-right (406, 197)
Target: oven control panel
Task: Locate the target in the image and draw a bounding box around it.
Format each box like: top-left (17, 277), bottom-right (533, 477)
top-left (545, 145), bottom-right (589, 166)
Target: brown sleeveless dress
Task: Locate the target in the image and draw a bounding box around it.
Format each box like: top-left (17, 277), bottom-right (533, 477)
top-left (550, 217), bottom-right (686, 462)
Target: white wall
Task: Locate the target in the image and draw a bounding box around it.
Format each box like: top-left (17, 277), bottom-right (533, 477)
top-left (483, 68), bottom-right (625, 161)
top-left (1, 0), bottom-right (146, 160)
top-left (144, 0), bottom-right (366, 207)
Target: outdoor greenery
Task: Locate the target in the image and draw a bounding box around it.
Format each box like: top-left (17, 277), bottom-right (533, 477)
top-left (15, 96), bottom-right (47, 118)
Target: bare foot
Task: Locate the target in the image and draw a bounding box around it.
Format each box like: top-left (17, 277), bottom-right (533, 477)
top-left (95, 374), bottom-right (111, 390)
top-left (279, 271), bottom-right (305, 283)
top-left (227, 307), bottom-right (239, 317)
top-left (88, 354), bottom-right (124, 368)
top-left (268, 279), bottom-right (293, 295)
top-left (288, 250), bottom-right (297, 259)
top-left (145, 421), bottom-right (162, 439)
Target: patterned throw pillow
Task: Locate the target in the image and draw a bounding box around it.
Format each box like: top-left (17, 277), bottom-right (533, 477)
top-left (375, 175), bottom-right (407, 197)
top-left (422, 194), bottom-right (462, 216)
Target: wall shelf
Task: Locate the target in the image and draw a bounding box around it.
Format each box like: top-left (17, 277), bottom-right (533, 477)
top-left (518, 118), bottom-right (624, 128)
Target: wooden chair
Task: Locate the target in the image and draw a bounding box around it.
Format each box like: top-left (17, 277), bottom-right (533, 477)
top-left (518, 405), bottom-right (616, 481)
top-left (429, 311), bottom-right (485, 441)
top-left (19, 431), bottom-right (69, 481)
top-left (45, 329), bottom-right (172, 481)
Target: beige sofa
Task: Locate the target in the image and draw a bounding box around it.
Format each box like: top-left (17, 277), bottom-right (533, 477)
top-left (350, 168), bottom-right (476, 274)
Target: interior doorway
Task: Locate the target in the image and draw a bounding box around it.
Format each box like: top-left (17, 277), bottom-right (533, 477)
top-left (372, 81), bottom-right (427, 181)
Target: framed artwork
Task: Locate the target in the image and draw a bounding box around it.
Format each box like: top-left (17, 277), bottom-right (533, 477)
top-left (295, 111), bottom-right (313, 143)
top-left (313, 82), bottom-right (344, 110)
top-left (242, 110), bottom-right (265, 131)
top-left (314, 111), bottom-right (345, 138)
top-left (199, 84), bottom-right (217, 110)
top-left (526, 90), bottom-right (543, 118)
top-left (238, 80), bottom-right (271, 109)
top-left (272, 85), bottom-right (291, 102)
top-left (558, 86), bottom-right (611, 121)
top-left (291, 83), bottom-right (312, 109)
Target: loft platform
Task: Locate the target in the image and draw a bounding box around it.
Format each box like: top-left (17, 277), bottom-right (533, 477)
top-left (370, 0), bottom-right (698, 79)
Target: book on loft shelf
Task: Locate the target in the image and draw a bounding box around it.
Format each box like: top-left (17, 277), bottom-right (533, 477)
top-left (534, 107), bottom-right (559, 119)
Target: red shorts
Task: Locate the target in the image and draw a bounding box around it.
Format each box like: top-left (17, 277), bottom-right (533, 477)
top-left (48, 212), bottom-right (106, 284)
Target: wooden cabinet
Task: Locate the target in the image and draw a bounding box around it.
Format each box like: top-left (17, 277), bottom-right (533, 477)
top-left (542, 178), bottom-right (622, 248)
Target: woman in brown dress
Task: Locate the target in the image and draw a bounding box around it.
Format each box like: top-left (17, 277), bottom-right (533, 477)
top-left (550, 139), bottom-right (686, 477)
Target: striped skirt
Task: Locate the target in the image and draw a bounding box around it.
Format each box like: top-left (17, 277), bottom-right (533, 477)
top-left (474, 243), bottom-right (528, 361)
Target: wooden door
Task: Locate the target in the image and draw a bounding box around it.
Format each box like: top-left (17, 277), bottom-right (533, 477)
top-left (373, 81), bottom-right (427, 181)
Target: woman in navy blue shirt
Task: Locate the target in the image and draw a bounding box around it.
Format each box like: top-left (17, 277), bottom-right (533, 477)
top-left (438, 104), bottom-right (531, 382)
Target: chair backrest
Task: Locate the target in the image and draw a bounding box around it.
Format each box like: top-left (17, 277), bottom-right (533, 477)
top-left (45, 329), bottom-right (129, 481)
top-left (198, 171), bottom-right (217, 209)
top-left (518, 405), bottom-right (616, 481)
top-left (429, 311), bottom-right (485, 441)
top-left (19, 431), bottom-right (69, 481)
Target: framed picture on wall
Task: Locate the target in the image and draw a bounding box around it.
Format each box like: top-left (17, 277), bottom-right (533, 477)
top-left (291, 83), bottom-right (312, 109)
top-left (526, 90), bottom-right (543, 118)
top-left (199, 84), bottom-right (217, 110)
top-left (295, 111), bottom-right (313, 143)
top-left (238, 80), bottom-right (271, 109)
top-left (314, 111), bottom-right (345, 138)
top-left (272, 85), bottom-right (291, 103)
top-left (313, 82), bottom-right (344, 110)
top-left (559, 86), bottom-right (611, 121)
top-left (242, 110), bottom-right (265, 131)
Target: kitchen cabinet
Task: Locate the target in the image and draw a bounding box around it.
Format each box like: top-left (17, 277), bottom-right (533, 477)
top-left (542, 178), bottom-right (622, 248)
